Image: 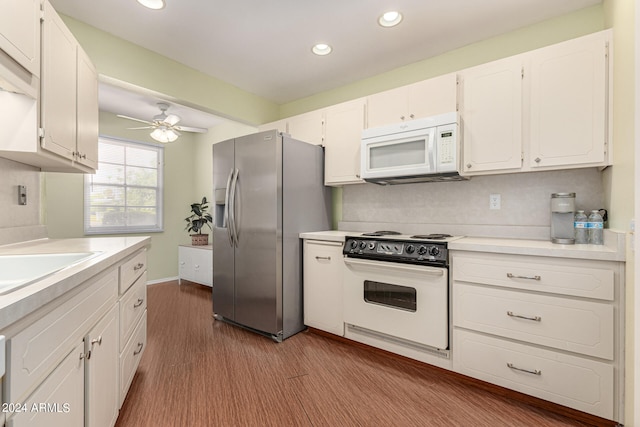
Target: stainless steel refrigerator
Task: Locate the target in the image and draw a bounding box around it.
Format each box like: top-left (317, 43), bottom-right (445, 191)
top-left (212, 130), bottom-right (331, 341)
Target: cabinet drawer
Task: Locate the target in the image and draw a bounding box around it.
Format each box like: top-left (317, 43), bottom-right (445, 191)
top-left (119, 272), bottom-right (147, 352)
top-left (453, 253), bottom-right (614, 300)
top-left (454, 283), bottom-right (613, 359)
top-left (119, 312), bottom-right (146, 408)
top-left (453, 329), bottom-right (614, 420)
top-left (119, 250), bottom-right (147, 294)
top-left (7, 269), bottom-right (117, 403)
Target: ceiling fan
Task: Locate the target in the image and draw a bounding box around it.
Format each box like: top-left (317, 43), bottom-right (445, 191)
top-left (117, 102), bottom-right (207, 143)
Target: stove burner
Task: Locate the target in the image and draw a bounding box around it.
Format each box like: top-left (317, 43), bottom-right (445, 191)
top-left (410, 234), bottom-right (452, 240)
top-left (361, 230), bottom-right (402, 237)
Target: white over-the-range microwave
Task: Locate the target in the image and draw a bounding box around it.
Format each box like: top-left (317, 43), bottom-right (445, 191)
top-left (360, 112), bottom-right (466, 184)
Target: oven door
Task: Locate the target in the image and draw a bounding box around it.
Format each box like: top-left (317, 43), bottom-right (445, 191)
top-left (343, 257), bottom-right (448, 349)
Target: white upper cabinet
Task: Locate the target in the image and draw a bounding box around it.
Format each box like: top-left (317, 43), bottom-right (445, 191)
top-left (76, 45), bottom-right (99, 170)
top-left (460, 30), bottom-right (611, 176)
top-left (367, 73), bottom-right (457, 128)
top-left (323, 98), bottom-right (366, 186)
top-left (527, 31), bottom-right (609, 169)
top-left (285, 109), bottom-right (324, 145)
top-left (459, 55), bottom-right (524, 175)
top-left (40, 0), bottom-right (98, 173)
top-left (41, 0), bottom-right (77, 163)
top-left (0, 0), bottom-right (40, 97)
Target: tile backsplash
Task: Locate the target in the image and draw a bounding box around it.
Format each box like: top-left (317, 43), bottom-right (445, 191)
top-left (0, 157), bottom-right (45, 245)
top-left (340, 168), bottom-right (605, 240)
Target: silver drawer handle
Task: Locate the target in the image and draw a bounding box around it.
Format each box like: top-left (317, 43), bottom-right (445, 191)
top-left (91, 336), bottom-right (102, 346)
top-left (134, 342), bottom-right (144, 356)
top-left (315, 256), bottom-right (331, 261)
top-left (133, 298), bottom-right (144, 308)
top-left (133, 263), bottom-right (144, 271)
top-left (507, 273), bottom-right (541, 281)
top-left (507, 311), bottom-right (541, 322)
top-left (507, 362), bottom-right (541, 376)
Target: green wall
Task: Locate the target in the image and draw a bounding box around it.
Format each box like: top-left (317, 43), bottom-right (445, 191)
top-left (45, 111), bottom-right (198, 281)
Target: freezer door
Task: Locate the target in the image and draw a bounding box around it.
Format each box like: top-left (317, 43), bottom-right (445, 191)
top-left (212, 138), bottom-right (235, 320)
top-left (233, 130), bottom-right (282, 335)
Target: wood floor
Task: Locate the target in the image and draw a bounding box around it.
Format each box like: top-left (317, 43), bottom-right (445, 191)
top-left (115, 281), bottom-right (604, 427)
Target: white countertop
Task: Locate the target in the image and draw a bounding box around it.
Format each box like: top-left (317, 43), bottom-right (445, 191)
top-left (300, 230), bottom-right (626, 262)
top-left (0, 236), bottom-right (151, 331)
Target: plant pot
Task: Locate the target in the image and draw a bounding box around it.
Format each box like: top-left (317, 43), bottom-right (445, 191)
top-left (191, 234), bottom-right (209, 246)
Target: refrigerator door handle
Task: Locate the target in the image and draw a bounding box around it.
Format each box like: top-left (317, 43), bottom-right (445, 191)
top-left (229, 168), bottom-right (240, 247)
top-left (224, 168), bottom-right (234, 247)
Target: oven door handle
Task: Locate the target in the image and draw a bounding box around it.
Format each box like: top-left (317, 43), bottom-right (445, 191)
top-left (344, 257), bottom-right (445, 276)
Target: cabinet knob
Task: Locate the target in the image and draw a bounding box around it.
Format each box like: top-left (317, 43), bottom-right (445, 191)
top-left (134, 298), bottom-right (144, 308)
top-left (409, 114), bottom-right (415, 119)
top-left (466, 164), bottom-right (472, 169)
top-left (134, 342), bottom-right (144, 356)
top-left (534, 157), bottom-right (541, 163)
top-left (133, 263), bottom-right (144, 271)
top-left (400, 115), bottom-right (405, 121)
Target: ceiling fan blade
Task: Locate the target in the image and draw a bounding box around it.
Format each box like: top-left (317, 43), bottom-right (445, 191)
top-left (117, 114), bottom-right (153, 125)
top-left (127, 126), bottom-right (154, 130)
top-left (165, 114), bottom-right (181, 126)
top-left (174, 125), bottom-right (207, 133)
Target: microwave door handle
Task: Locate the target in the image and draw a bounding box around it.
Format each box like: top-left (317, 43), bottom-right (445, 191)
top-left (428, 130), bottom-right (436, 171)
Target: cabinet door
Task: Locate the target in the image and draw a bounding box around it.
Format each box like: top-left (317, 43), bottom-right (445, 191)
top-left (192, 248), bottom-right (213, 286)
top-left (460, 56), bottom-right (523, 174)
top-left (528, 33), bottom-right (608, 169)
top-left (41, 1), bottom-right (77, 161)
top-left (303, 240), bottom-right (345, 336)
top-left (367, 86), bottom-right (407, 128)
top-left (85, 306), bottom-right (119, 427)
top-left (178, 246), bottom-right (194, 283)
top-left (286, 110), bottom-right (324, 145)
top-left (407, 73), bottom-right (457, 119)
top-left (76, 46), bottom-right (99, 170)
top-left (324, 98), bottom-right (366, 186)
top-left (8, 342), bottom-right (84, 427)
top-left (0, 0), bottom-right (40, 77)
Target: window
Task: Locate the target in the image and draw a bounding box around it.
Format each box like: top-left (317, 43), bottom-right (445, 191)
top-left (84, 136), bottom-right (164, 234)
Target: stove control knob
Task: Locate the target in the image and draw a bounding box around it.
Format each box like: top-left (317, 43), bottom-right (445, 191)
top-left (359, 241), bottom-right (367, 250)
top-left (350, 240), bottom-right (358, 249)
top-left (429, 246), bottom-right (440, 256)
top-left (417, 245), bottom-right (427, 255)
top-left (405, 245), bottom-right (415, 254)
top-left (368, 242), bottom-right (376, 250)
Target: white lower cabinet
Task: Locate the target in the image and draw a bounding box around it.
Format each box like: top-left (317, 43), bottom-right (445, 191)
top-left (8, 342), bottom-right (85, 427)
top-left (178, 245), bottom-right (212, 287)
top-left (85, 305), bottom-right (119, 427)
top-left (454, 329), bottom-right (613, 417)
top-left (303, 239), bottom-right (344, 336)
top-left (452, 251), bottom-right (623, 422)
top-left (3, 248), bottom-right (148, 427)
top-left (118, 251), bottom-right (148, 407)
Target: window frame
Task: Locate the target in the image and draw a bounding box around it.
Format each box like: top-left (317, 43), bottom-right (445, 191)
top-left (84, 135), bottom-right (164, 235)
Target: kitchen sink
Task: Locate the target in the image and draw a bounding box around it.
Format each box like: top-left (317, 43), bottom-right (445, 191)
top-left (0, 252), bottom-right (102, 295)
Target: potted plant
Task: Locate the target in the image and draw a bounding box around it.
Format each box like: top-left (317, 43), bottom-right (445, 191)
top-left (185, 197), bottom-right (213, 245)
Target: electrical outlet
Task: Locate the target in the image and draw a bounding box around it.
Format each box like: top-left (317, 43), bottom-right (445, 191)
top-left (489, 193), bottom-right (501, 210)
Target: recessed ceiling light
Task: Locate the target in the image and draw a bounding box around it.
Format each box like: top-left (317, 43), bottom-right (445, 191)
top-left (137, 0), bottom-right (165, 10)
top-left (378, 11), bottom-right (403, 27)
top-left (312, 43), bottom-right (332, 56)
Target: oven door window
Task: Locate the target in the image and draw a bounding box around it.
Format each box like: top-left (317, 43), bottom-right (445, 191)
top-left (363, 280), bottom-right (416, 312)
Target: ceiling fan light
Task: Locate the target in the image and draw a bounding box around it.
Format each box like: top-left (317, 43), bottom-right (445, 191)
top-left (150, 128), bottom-right (179, 143)
top-left (137, 0), bottom-right (165, 10)
top-left (378, 11), bottom-right (403, 27)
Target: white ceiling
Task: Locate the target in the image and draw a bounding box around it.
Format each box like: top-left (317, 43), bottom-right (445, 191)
top-left (50, 0), bottom-right (601, 127)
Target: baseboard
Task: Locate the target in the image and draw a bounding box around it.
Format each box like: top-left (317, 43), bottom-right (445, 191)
top-left (147, 276), bottom-right (178, 285)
